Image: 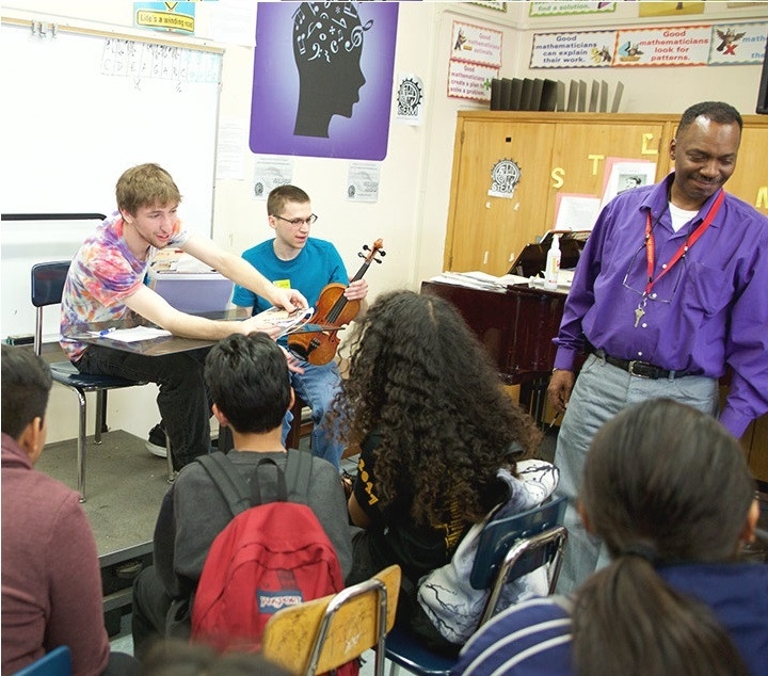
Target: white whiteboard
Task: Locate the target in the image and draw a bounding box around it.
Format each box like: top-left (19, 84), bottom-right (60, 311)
top-left (0, 20), bottom-right (222, 340)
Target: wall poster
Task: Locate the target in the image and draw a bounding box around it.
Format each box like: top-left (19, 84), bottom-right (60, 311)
top-left (250, 2), bottom-right (399, 161)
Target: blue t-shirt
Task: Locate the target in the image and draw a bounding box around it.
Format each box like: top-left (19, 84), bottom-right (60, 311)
top-left (232, 238), bottom-right (348, 315)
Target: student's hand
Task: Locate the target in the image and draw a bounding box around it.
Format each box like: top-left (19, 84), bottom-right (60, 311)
top-left (270, 287), bottom-right (308, 312)
top-left (239, 316), bottom-right (282, 340)
top-left (547, 369), bottom-right (574, 414)
top-left (344, 279), bottom-right (368, 301)
top-left (280, 346), bottom-right (305, 374)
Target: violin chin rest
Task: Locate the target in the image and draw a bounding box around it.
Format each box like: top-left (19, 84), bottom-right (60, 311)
top-left (288, 343), bottom-right (309, 360)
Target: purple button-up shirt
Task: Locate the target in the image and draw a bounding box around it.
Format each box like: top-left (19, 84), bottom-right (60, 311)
top-left (554, 173), bottom-right (768, 438)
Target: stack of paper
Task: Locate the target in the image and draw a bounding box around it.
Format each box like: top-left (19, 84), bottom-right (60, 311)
top-left (254, 306), bottom-right (315, 338)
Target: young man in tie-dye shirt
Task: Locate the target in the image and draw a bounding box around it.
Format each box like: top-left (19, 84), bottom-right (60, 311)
top-left (60, 163), bottom-right (307, 470)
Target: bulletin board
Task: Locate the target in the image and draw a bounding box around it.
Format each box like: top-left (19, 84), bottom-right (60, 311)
top-left (0, 17), bottom-right (223, 340)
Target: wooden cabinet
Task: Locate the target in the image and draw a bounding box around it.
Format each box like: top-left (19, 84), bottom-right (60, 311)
top-left (444, 110), bottom-right (768, 483)
top-left (444, 111), bottom-right (768, 276)
top-left (446, 120), bottom-right (557, 274)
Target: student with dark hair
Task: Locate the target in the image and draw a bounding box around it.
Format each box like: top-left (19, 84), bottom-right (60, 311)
top-left (333, 290), bottom-right (554, 653)
top-left (131, 333), bottom-right (352, 660)
top-left (1, 345), bottom-right (139, 676)
top-left (548, 101), bottom-right (768, 592)
top-left (454, 399), bottom-right (767, 676)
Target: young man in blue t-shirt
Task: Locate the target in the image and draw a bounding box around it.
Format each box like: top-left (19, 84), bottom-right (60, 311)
top-left (231, 185), bottom-right (369, 468)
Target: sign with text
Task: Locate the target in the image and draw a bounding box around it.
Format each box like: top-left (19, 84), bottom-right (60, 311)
top-left (708, 22), bottom-right (767, 65)
top-left (530, 31), bottom-right (616, 68)
top-left (450, 21), bottom-right (503, 68)
top-left (530, 2), bottom-right (616, 17)
top-left (447, 60), bottom-right (497, 101)
top-left (530, 21), bottom-right (766, 68)
top-left (614, 25), bottom-right (711, 66)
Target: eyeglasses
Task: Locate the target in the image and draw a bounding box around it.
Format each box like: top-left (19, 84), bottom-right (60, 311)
top-left (621, 242), bottom-right (686, 305)
top-left (272, 214), bottom-right (318, 227)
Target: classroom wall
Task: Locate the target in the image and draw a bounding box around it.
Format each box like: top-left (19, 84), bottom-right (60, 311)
top-left (6, 1), bottom-right (766, 445)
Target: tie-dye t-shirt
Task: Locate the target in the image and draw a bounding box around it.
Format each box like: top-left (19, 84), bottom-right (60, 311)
top-left (60, 211), bottom-right (190, 362)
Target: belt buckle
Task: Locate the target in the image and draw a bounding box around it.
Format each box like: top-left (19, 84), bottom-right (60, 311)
top-left (627, 360), bottom-right (651, 379)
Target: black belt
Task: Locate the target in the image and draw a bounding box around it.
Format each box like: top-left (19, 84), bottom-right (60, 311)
top-left (592, 349), bottom-right (689, 380)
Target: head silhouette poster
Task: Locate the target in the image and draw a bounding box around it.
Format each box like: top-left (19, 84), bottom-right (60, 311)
top-left (250, 2), bottom-right (398, 161)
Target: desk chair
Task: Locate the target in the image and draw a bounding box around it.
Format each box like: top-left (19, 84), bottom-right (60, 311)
top-left (262, 564), bottom-right (401, 676)
top-left (31, 261), bottom-right (150, 501)
top-left (385, 497), bottom-right (568, 676)
top-left (286, 392), bottom-right (314, 450)
top-left (13, 646), bottom-right (72, 676)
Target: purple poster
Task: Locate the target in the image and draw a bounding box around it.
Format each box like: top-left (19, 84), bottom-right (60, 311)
top-left (250, 2), bottom-right (399, 161)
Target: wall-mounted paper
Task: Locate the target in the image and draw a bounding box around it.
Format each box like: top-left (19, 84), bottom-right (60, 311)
top-left (554, 193), bottom-right (602, 231)
top-left (600, 159), bottom-right (657, 210)
top-left (252, 157), bottom-right (294, 200)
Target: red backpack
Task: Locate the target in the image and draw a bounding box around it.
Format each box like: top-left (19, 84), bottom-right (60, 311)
top-left (190, 450), bottom-right (345, 654)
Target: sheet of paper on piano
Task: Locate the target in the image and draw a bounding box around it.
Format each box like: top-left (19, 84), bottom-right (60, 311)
top-left (430, 270), bottom-right (572, 294)
top-left (429, 271), bottom-right (527, 292)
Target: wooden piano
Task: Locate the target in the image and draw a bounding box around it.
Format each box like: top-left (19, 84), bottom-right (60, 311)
top-left (420, 280), bottom-right (567, 422)
top-left (421, 231), bottom-right (588, 422)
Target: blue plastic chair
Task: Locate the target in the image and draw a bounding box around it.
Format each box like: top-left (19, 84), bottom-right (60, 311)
top-left (384, 496), bottom-right (568, 676)
top-left (31, 260), bottom-right (149, 501)
top-left (13, 646), bottom-right (72, 676)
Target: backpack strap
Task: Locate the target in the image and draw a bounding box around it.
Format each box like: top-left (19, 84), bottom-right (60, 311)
top-left (196, 452), bottom-right (252, 516)
top-left (251, 457), bottom-right (289, 504)
top-left (284, 449), bottom-right (313, 505)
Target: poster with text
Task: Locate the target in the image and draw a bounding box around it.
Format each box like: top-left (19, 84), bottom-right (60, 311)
top-left (614, 25), bottom-right (711, 66)
top-left (250, 2), bottom-right (398, 161)
top-left (530, 30), bottom-right (616, 68)
top-left (708, 22), bottom-right (767, 65)
top-left (450, 21), bottom-right (503, 67)
top-left (530, 2), bottom-right (616, 17)
top-left (448, 61), bottom-right (497, 101)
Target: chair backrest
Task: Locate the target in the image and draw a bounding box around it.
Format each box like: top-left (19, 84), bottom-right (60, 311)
top-left (30, 261), bottom-right (71, 309)
top-left (470, 495), bottom-right (567, 589)
top-left (30, 261), bottom-right (71, 356)
top-left (14, 646), bottom-right (72, 676)
top-left (262, 564), bottom-right (401, 676)
top-left (470, 496), bottom-right (568, 627)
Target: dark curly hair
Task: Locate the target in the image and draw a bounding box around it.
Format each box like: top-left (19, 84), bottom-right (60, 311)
top-left (331, 290), bottom-right (541, 529)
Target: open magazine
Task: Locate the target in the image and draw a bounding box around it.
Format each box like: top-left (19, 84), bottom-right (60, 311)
top-left (254, 306), bottom-right (315, 338)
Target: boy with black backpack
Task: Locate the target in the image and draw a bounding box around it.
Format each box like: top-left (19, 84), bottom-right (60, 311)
top-left (131, 333), bottom-right (353, 659)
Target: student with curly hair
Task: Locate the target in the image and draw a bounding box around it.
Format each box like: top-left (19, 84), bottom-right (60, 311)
top-left (333, 290), bottom-right (551, 653)
top-left (454, 398), bottom-right (767, 676)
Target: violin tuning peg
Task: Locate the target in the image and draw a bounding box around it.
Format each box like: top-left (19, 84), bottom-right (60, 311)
top-left (358, 252), bottom-right (366, 259)
top-left (362, 244), bottom-right (370, 251)
top-left (374, 258), bottom-right (382, 264)
top-left (379, 250), bottom-right (387, 257)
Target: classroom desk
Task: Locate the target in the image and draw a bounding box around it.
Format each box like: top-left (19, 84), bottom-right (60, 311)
top-left (63, 308), bottom-right (249, 482)
top-left (64, 308), bottom-right (249, 355)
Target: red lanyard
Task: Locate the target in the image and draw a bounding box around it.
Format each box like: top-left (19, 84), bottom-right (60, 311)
top-left (643, 189), bottom-right (724, 295)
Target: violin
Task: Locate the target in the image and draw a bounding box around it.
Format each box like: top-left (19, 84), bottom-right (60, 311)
top-left (287, 239), bottom-right (385, 366)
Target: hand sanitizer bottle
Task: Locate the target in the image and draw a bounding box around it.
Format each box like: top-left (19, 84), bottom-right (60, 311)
top-left (543, 234), bottom-right (561, 290)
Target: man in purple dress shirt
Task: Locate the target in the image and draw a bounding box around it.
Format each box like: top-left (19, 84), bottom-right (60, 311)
top-left (547, 101), bottom-right (768, 593)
